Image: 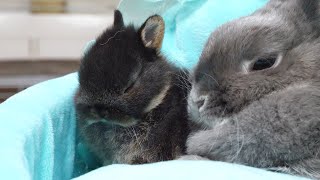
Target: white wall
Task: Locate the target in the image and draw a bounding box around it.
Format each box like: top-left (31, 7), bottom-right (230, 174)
top-left (0, 0), bottom-right (120, 13)
top-left (0, 0), bottom-right (120, 60)
top-left (0, 13), bottom-right (113, 60)
top-left (0, 0), bottom-right (29, 12)
top-left (67, 0), bottom-right (120, 13)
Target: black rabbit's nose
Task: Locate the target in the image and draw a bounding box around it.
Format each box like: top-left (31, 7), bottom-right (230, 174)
top-left (93, 104), bottom-right (108, 117)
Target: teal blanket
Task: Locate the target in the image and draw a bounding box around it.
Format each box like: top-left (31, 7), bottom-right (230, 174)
top-left (0, 0), bottom-right (309, 179)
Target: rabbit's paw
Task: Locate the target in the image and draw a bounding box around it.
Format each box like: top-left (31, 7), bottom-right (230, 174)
top-left (186, 127), bottom-right (238, 162)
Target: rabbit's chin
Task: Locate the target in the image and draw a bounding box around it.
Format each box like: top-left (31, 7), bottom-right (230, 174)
top-left (86, 116), bottom-right (139, 128)
top-left (107, 117), bottom-right (139, 127)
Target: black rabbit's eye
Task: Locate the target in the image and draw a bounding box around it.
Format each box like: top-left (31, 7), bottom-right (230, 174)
top-left (252, 57), bottom-right (277, 71)
top-left (123, 67), bottom-right (142, 94)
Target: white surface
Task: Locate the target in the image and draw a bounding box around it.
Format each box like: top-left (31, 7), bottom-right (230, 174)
top-left (38, 39), bottom-right (90, 59)
top-left (0, 0), bottom-right (29, 12)
top-left (0, 13), bottom-right (113, 60)
top-left (73, 161), bottom-right (307, 180)
top-left (66, 0), bottom-right (120, 13)
top-left (0, 40), bottom-right (29, 58)
top-left (0, 75), bottom-right (58, 88)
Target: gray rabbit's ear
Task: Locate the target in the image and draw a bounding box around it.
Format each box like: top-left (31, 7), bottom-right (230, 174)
top-left (139, 15), bottom-right (165, 50)
top-left (114, 10), bottom-right (124, 27)
top-left (296, 0), bottom-right (318, 20)
top-left (270, 0), bottom-right (318, 20)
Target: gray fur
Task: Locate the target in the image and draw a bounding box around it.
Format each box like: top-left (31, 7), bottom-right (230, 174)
top-left (185, 0), bottom-right (320, 179)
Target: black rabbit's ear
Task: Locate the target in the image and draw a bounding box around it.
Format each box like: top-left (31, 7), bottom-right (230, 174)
top-left (139, 15), bottom-right (165, 50)
top-left (114, 10), bottom-right (124, 27)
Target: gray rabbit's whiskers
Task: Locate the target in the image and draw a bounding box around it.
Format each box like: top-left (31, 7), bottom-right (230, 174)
top-left (203, 72), bottom-right (220, 87)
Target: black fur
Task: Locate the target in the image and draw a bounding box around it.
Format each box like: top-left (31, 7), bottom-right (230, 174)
top-left (75, 10), bottom-right (190, 165)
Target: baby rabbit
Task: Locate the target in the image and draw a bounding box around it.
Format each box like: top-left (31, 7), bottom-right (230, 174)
top-left (74, 10), bottom-right (190, 165)
top-left (185, 0), bottom-right (320, 178)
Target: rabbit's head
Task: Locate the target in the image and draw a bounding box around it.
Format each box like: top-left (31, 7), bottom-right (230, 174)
top-left (75, 11), bottom-right (172, 127)
top-left (189, 0), bottom-right (320, 126)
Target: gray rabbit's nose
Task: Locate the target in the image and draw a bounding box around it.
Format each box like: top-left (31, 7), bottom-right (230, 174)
top-left (196, 99), bottom-right (205, 109)
top-left (189, 88), bottom-right (207, 110)
top-left (190, 97), bottom-right (206, 110)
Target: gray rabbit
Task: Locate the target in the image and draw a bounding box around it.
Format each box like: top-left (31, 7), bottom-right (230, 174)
top-left (183, 0), bottom-right (320, 178)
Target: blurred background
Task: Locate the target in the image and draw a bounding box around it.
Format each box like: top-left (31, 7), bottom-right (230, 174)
top-left (0, 0), bottom-right (120, 102)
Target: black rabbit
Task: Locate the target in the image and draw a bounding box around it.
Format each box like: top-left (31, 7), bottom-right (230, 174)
top-left (74, 10), bottom-right (190, 165)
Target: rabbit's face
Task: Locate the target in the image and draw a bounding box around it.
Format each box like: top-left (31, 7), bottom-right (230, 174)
top-left (188, 0), bottom-right (319, 125)
top-left (75, 11), bottom-right (169, 127)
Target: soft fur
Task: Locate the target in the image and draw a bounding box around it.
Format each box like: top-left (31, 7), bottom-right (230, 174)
top-left (75, 10), bottom-right (190, 165)
top-left (185, 0), bottom-right (320, 179)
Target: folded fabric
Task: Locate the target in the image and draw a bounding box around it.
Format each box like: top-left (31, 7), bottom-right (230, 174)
top-left (0, 73), bottom-right (308, 180)
top-left (0, 73), bottom-right (78, 180)
top-left (0, 0), bottom-right (309, 180)
top-left (118, 0), bottom-right (268, 69)
top-left (73, 161), bottom-right (307, 180)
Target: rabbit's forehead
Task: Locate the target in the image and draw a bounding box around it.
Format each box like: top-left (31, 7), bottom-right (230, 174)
top-left (196, 16), bottom-right (295, 78)
top-left (80, 52), bottom-right (141, 95)
top-left (207, 18), bottom-right (290, 62)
